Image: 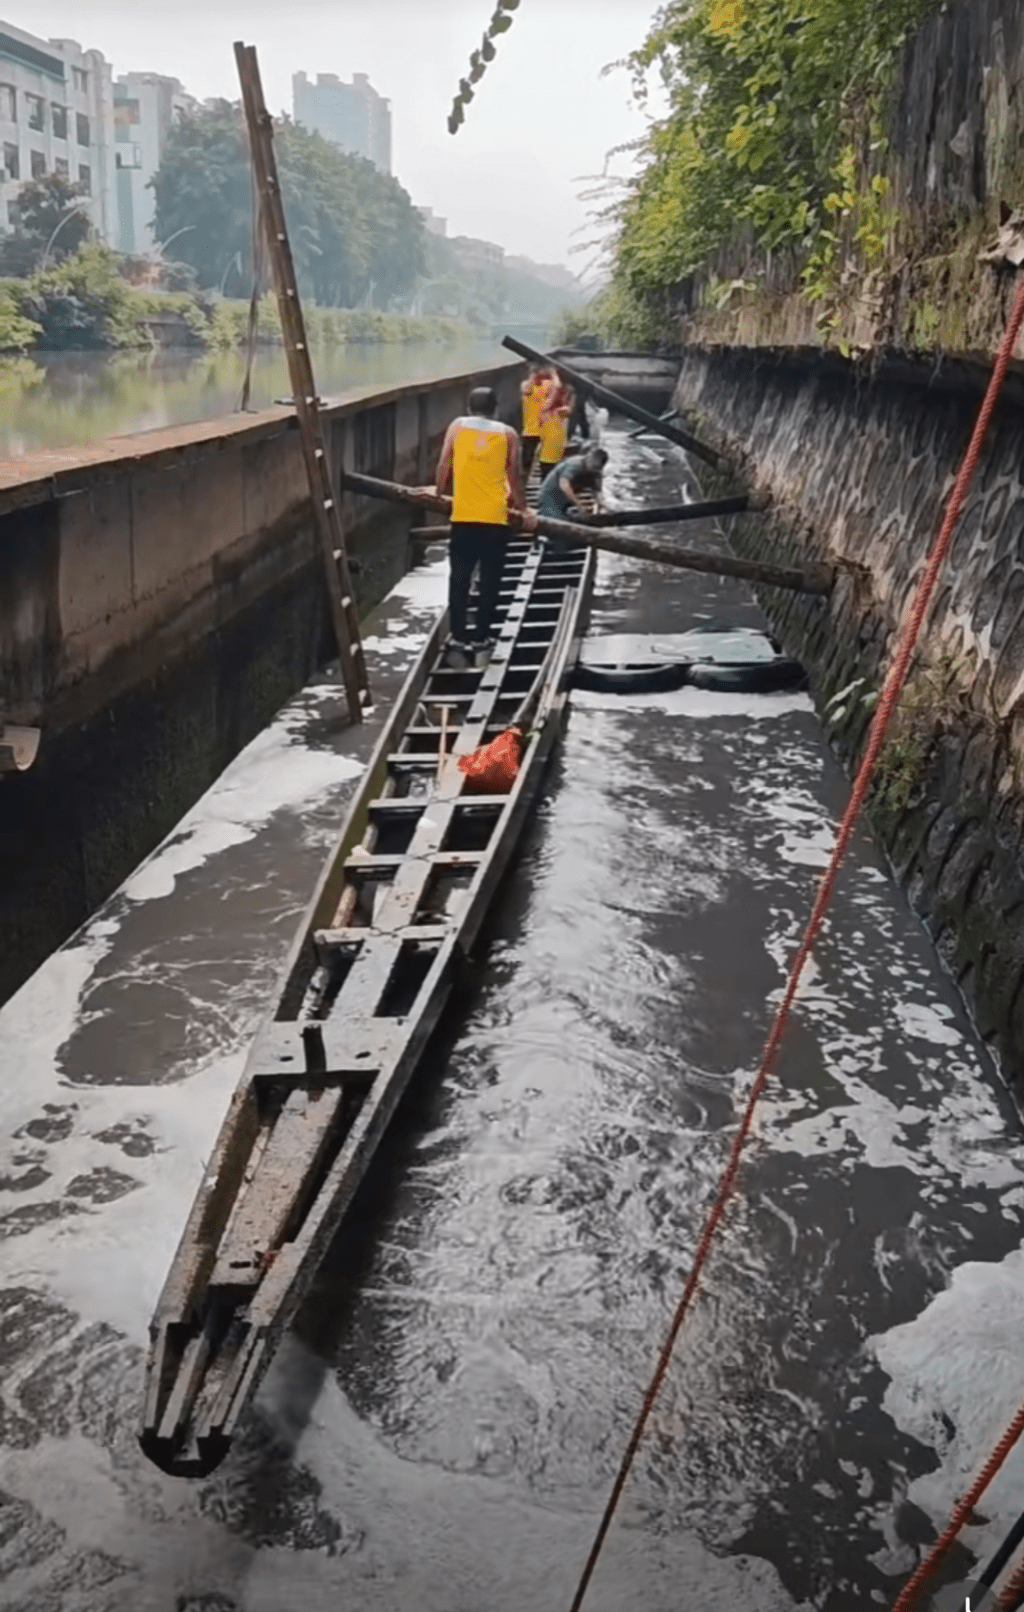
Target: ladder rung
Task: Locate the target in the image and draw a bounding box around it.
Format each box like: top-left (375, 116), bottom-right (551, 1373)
top-left (313, 923), bottom-right (451, 952)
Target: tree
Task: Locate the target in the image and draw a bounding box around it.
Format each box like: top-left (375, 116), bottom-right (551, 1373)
top-left (0, 173), bottom-right (91, 275)
top-left (151, 105), bottom-right (426, 308)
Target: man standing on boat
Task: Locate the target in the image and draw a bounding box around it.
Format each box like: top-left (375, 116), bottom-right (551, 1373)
top-left (537, 369), bottom-right (574, 481)
top-left (434, 385), bottom-right (537, 666)
top-left (520, 363), bottom-right (551, 479)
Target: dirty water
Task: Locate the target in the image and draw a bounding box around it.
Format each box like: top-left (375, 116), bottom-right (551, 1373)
top-left (0, 431), bottom-right (1022, 1612)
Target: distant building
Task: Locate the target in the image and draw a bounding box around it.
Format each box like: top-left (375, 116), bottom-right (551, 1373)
top-left (450, 234), bottom-right (504, 270)
top-left (292, 70), bottom-right (391, 174)
top-left (417, 206), bottom-right (446, 237)
top-left (0, 20), bottom-right (117, 244)
top-left (113, 72), bottom-right (198, 255)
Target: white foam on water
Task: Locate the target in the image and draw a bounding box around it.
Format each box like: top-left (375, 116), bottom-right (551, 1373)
top-left (871, 1248), bottom-right (1024, 1559)
top-left (569, 685), bottom-right (814, 720)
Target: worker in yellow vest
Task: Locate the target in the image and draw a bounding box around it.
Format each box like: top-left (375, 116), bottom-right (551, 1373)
top-left (538, 370), bottom-right (574, 481)
top-left (434, 385), bottom-right (538, 665)
top-left (519, 363), bottom-right (551, 478)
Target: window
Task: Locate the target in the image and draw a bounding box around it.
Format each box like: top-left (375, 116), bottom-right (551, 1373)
top-left (115, 144), bottom-right (142, 170)
top-left (0, 84), bottom-right (15, 122)
top-left (52, 103), bottom-right (67, 140)
top-left (76, 112), bottom-right (89, 146)
top-left (54, 156), bottom-right (68, 176)
top-left (26, 94), bottom-right (44, 132)
top-left (77, 163), bottom-right (90, 193)
top-left (30, 149), bottom-right (45, 178)
top-left (3, 142), bottom-right (18, 180)
top-left (72, 66), bottom-right (89, 93)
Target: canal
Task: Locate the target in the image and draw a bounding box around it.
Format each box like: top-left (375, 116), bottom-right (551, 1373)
top-left (0, 427), bottom-right (1022, 1612)
top-left (0, 337), bottom-right (511, 456)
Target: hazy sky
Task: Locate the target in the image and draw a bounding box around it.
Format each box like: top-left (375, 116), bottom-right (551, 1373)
top-left (11, 0), bottom-right (667, 274)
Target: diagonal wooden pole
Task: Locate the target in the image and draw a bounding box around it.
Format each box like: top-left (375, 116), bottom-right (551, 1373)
top-left (234, 41), bottom-right (367, 724)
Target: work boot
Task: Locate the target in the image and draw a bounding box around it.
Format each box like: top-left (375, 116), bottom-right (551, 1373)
top-left (472, 638), bottom-right (495, 668)
top-left (443, 641), bottom-right (472, 669)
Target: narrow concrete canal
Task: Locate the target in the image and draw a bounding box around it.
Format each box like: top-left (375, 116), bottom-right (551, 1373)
top-left (1, 430), bottom-right (1022, 1612)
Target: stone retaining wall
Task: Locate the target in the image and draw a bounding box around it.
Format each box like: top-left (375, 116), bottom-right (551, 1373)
top-left (674, 344), bottom-right (1024, 1101)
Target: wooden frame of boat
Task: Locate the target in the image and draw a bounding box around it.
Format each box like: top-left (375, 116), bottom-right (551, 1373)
top-left (140, 532), bottom-right (595, 1476)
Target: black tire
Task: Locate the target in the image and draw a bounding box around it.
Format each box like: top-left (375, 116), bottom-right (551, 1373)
top-left (571, 657), bottom-right (806, 696)
top-left (572, 662), bottom-right (693, 695)
top-left (685, 658), bottom-right (807, 693)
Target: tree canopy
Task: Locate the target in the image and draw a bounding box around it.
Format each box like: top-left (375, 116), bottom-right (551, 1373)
top-left (0, 173), bottom-right (92, 276)
top-left (151, 104), bottom-right (426, 307)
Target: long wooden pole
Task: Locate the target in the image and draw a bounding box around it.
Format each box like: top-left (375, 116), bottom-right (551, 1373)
top-left (342, 469), bottom-right (832, 596)
top-left (234, 42), bottom-right (367, 724)
top-left (501, 333), bottom-right (727, 470)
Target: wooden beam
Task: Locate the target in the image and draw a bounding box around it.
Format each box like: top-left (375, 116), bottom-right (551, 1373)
top-left (234, 41), bottom-right (367, 724)
top-left (500, 333), bottom-right (726, 470)
top-left (339, 468), bottom-right (833, 596)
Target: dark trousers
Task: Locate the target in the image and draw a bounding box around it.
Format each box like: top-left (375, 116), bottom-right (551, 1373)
top-left (448, 521), bottom-right (508, 643)
top-left (521, 434), bottom-right (540, 476)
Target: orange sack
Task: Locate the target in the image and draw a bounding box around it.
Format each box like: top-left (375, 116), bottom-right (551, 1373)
top-left (457, 727), bottom-right (525, 794)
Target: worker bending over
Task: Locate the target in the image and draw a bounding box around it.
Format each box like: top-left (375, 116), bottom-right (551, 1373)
top-left (537, 370), bottom-right (574, 481)
top-left (520, 363), bottom-right (550, 478)
top-left (434, 385), bottom-right (537, 665)
top-left (537, 446), bottom-right (608, 522)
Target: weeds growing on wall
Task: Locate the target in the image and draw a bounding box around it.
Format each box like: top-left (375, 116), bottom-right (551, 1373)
top-left (603, 0), bottom-right (944, 339)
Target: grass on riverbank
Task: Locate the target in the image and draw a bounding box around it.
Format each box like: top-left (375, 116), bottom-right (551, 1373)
top-left (0, 244), bottom-right (469, 354)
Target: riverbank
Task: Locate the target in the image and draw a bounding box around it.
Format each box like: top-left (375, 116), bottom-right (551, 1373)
top-left (0, 245), bottom-right (472, 358)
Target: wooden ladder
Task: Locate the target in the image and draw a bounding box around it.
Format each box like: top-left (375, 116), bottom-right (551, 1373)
top-left (234, 41), bottom-right (368, 725)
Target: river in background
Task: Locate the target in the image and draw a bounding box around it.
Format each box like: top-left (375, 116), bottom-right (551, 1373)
top-left (0, 336), bottom-right (520, 458)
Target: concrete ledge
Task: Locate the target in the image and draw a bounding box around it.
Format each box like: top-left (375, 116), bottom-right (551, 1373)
top-left (0, 360), bottom-right (520, 731)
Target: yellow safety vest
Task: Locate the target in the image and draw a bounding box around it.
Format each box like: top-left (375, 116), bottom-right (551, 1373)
top-left (450, 417), bottom-right (510, 525)
top-left (522, 381), bottom-right (547, 437)
top-left (539, 407), bottom-right (567, 464)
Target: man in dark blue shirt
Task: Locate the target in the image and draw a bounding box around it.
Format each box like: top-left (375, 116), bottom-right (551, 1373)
top-left (536, 446), bottom-right (608, 521)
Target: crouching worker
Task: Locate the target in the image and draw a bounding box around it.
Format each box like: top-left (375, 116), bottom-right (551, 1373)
top-left (434, 385), bottom-right (538, 666)
top-left (537, 445), bottom-right (608, 523)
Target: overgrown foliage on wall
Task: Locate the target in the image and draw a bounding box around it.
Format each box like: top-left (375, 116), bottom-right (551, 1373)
top-left (603, 0), bottom-right (945, 338)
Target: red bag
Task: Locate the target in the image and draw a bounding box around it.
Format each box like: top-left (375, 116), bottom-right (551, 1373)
top-left (458, 727), bottom-right (525, 794)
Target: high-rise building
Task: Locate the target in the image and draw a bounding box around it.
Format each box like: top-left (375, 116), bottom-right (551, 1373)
top-left (417, 207), bottom-right (447, 237)
top-left (0, 20), bottom-right (117, 244)
top-left (113, 72), bottom-right (198, 256)
top-left (292, 70), bottom-right (391, 174)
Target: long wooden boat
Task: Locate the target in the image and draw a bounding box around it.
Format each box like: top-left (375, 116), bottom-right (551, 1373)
top-left (140, 530), bottom-right (595, 1476)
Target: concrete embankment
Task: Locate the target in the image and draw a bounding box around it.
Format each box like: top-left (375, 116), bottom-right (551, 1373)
top-left (672, 343), bottom-right (1024, 1106)
top-left (0, 362), bottom-right (518, 1005)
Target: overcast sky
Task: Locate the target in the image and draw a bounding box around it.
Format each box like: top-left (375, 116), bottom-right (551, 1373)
top-left (12, 0), bottom-right (667, 274)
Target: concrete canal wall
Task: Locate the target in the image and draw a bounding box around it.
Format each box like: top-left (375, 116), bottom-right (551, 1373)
top-left (0, 361), bottom-right (520, 1004)
top-left (673, 344), bottom-right (1024, 1104)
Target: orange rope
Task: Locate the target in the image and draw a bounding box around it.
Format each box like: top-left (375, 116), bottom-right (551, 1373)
top-left (569, 273), bottom-right (1024, 1612)
top-left (1000, 1548), bottom-right (1024, 1611)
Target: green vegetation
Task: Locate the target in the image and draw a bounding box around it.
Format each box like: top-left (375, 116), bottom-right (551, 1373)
top-left (0, 173), bottom-right (92, 277)
top-left (603, 0), bottom-right (945, 338)
top-left (0, 242), bottom-right (467, 355)
top-left (152, 103), bottom-right (426, 307)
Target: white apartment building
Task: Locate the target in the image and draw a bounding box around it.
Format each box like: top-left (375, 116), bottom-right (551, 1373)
top-left (113, 73), bottom-right (197, 256)
top-left (0, 19), bottom-right (117, 244)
